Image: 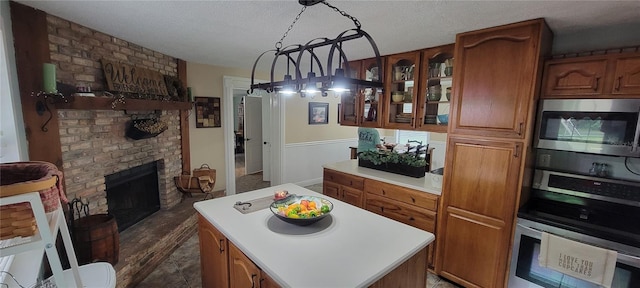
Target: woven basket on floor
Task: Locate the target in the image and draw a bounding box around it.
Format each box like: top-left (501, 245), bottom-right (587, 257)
top-left (0, 161), bottom-right (66, 240)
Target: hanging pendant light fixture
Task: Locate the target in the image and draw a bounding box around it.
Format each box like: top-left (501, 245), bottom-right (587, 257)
top-left (249, 0), bottom-right (383, 96)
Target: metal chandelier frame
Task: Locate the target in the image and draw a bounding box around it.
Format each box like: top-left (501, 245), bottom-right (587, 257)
top-left (249, 0), bottom-right (383, 96)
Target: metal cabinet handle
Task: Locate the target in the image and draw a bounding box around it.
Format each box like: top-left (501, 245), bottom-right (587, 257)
top-left (517, 122), bottom-right (523, 136)
top-left (593, 76), bottom-right (600, 91)
top-left (615, 76), bottom-right (622, 91)
top-left (514, 145), bottom-right (521, 158)
top-left (251, 274), bottom-right (257, 288)
top-left (219, 239), bottom-right (225, 253)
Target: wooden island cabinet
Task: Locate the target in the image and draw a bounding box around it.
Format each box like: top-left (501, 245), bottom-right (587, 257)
top-left (198, 214), bottom-right (279, 288)
top-left (228, 241), bottom-right (279, 288)
top-left (196, 183), bottom-right (434, 288)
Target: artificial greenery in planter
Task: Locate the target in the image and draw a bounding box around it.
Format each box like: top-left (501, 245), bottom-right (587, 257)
top-left (126, 118), bottom-right (168, 140)
top-left (358, 150), bottom-right (427, 178)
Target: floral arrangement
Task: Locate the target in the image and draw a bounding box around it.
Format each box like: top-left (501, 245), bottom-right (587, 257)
top-left (133, 118), bottom-right (168, 134)
top-left (126, 118), bottom-right (168, 140)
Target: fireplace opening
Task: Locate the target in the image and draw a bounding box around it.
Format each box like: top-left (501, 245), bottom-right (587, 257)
top-left (105, 161), bottom-right (161, 232)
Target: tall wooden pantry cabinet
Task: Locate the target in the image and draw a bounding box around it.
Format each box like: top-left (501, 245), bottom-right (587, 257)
top-left (435, 19), bottom-right (552, 288)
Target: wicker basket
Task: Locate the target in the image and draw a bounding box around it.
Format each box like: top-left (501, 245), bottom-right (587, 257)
top-left (0, 161), bottom-right (67, 240)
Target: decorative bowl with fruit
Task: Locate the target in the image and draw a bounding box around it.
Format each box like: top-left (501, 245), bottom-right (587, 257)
top-left (270, 195), bottom-right (333, 226)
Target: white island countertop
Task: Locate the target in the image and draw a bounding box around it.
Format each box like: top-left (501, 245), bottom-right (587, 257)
top-left (323, 160), bottom-right (442, 195)
top-left (194, 183), bottom-right (434, 288)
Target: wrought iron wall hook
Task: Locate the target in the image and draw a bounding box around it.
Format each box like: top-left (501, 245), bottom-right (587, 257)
top-left (32, 91), bottom-right (73, 132)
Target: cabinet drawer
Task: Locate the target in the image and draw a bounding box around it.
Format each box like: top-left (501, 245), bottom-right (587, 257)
top-left (323, 169), bottom-right (364, 190)
top-left (323, 181), bottom-right (340, 200)
top-left (364, 179), bottom-right (438, 211)
top-left (365, 193), bottom-right (436, 232)
top-left (342, 186), bottom-right (364, 208)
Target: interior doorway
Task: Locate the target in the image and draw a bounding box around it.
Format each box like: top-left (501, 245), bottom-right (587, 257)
top-left (223, 76), bottom-right (281, 195)
top-left (233, 93), bottom-right (269, 193)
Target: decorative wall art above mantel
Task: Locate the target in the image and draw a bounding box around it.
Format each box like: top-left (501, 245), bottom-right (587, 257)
top-left (195, 97), bottom-right (221, 128)
top-left (101, 59), bottom-right (169, 96)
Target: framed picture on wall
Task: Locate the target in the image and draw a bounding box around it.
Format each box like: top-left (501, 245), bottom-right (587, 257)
top-left (195, 97), bottom-right (221, 128)
top-left (309, 102), bottom-right (329, 125)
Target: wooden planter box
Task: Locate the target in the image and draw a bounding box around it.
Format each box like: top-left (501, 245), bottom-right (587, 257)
top-left (358, 159), bottom-right (426, 178)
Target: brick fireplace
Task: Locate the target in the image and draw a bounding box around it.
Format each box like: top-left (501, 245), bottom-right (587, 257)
top-left (10, 3), bottom-right (194, 287)
top-left (58, 109), bottom-right (183, 214)
top-left (43, 11), bottom-right (185, 213)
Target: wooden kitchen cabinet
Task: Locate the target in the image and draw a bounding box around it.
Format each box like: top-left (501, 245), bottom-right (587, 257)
top-left (437, 137), bottom-right (523, 288)
top-left (364, 179), bottom-right (439, 270)
top-left (417, 44), bottom-right (455, 133)
top-left (323, 168), bottom-right (365, 208)
top-left (199, 214), bottom-right (281, 288)
top-left (383, 51), bottom-right (421, 129)
top-left (542, 52), bottom-right (640, 98)
top-left (229, 241), bottom-right (261, 288)
top-left (198, 214), bottom-right (229, 288)
top-left (613, 55), bottom-right (640, 95)
top-left (542, 58), bottom-right (608, 97)
top-left (229, 241), bottom-right (281, 288)
top-left (449, 19), bottom-right (552, 139)
top-left (340, 57), bottom-right (385, 127)
top-left (437, 19), bottom-right (551, 288)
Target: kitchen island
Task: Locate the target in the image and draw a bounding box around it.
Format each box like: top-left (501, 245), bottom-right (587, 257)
top-left (194, 183), bottom-right (435, 288)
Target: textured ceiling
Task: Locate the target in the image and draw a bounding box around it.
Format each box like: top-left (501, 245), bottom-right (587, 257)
top-left (15, 0), bottom-right (640, 72)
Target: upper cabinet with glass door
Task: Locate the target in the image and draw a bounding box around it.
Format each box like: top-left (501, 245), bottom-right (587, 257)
top-left (340, 57), bottom-right (385, 127)
top-left (339, 61), bottom-right (362, 126)
top-left (360, 57), bottom-right (384, 127)
top-left (383, 51), bottom-right (420, 129)
top-left (417, 44), bottom-right (454, 133)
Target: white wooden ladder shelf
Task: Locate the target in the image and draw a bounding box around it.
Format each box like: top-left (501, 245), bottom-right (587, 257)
top-left (0, 192), bottom-right (116, 287)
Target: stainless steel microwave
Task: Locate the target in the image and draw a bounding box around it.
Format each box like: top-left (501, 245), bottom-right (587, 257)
top-left (535, 99), bottom-right (640, 157)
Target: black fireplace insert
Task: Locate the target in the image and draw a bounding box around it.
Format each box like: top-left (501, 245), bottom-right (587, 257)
top-left (105, 161), bottom-right (161, 232)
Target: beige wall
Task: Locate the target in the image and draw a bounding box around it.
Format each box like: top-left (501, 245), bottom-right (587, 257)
top-left (186, 61), bottom-right (415, 189)
top-left (186, 62), bottom-right (269, 191)
top-left (284, 91), bottom-right (396, 144)
top-left (284, 92), bottom-right (357, 144)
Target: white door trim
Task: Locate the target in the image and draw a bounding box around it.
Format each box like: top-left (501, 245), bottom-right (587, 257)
top-left (223, 76), bottom-right (282, 195)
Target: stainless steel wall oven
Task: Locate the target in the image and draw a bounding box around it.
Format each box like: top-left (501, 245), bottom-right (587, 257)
top-left (509, 170), bottom-right (640, 287)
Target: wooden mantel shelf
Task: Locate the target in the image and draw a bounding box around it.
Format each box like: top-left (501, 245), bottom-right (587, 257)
top-left (55, 96), bottom-right (192, 111)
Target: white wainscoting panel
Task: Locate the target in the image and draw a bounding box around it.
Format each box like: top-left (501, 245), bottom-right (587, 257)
top-left (282, 138), bottom-right (447, 185)
top-left (428, 140), bottom-right (447, 171)
top-left (283, 138), bottom-right (357, 187)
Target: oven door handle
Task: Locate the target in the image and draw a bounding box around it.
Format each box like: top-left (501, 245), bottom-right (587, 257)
top-left (618, 251), bottom-right (640, 266)
top-left (517, 223), bottom-right (640, 266)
